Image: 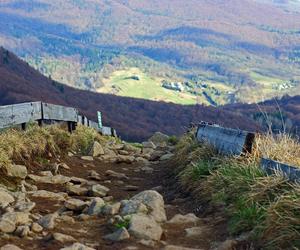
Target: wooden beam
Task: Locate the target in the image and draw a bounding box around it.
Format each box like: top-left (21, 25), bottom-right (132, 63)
top-left (196, 122), bottom-right (255, 156)
top-left (260, 158), bottom-right (300, 182)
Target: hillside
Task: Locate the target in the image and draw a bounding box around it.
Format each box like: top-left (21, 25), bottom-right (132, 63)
top-left (0, 47), bottom-right (261, 141)
top-left (1, 0), bottom-right (300, 105)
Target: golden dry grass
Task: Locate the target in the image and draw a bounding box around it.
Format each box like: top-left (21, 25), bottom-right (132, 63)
top-left (175, 130), bottom-right (300, 249)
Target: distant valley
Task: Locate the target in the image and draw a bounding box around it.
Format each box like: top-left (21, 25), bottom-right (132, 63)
top-left (1, 0), bottom-right (300, 105)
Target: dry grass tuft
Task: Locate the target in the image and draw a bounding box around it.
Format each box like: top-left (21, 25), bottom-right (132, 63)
top-left (254, 133), bottom-right (300, 167)
top-left (175, 130), bottom-right (300, 249)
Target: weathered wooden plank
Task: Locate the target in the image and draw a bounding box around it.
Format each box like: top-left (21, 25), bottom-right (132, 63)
top-left (0, 102), bottom-right (42, 129)
top-left (42, 103), bottom-right (78, 122)
top-left (196, 122), bottom-right (255, 156)
top-left (101, 126), bottom-right (112, 136)
top-left (89, 120), bottom-right (100, 131)
top-left (260, 158), bottom-right (300, 182)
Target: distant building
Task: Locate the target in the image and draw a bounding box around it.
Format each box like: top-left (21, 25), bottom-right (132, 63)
top-left (162, 81), bottom-right (185, 92)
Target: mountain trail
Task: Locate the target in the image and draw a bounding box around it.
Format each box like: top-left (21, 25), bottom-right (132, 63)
top-left (0, 137), bottom-right (230, 250)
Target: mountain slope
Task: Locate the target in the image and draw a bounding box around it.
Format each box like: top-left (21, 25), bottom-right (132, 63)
top-left (1, 0), bottom-right (300, 105)
top-left (0, 47), bottom-right (261, 141)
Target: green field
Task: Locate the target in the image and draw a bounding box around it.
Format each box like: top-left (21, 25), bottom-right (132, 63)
top-left (99, 68), bottom-right (197, 105)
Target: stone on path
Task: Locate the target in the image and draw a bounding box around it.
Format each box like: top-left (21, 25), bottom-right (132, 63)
top-left (149, 132), bottom-right (169, 146)
top-left (38, 213), bottom-right (58, 229)
top-left (60, 243), bottom-right (95, 250)
top-left (65, 199), bottom-right (87, 211)
top-left (0, 245), bottom-right (23, 250)
top-left (53, 232), bottom-right (76, 244)
top-left (90, 184), bottom-right (109, 197)
top-left (102, 202), bottom-right (121, 215)
top-left (128, 214), bottom-right (163, 241)
top-left (89, 141), bottom-right (104, 157)
top-left (103, 227), bottom-right (130, 242)
top-left (30, 190), bottom-right (67, 201)
top-left (31, 222), bottom-right (43, 233)
top-left (0, 190), bottom-right (15, 207)
top-left (81, 156), bottom-right (94, 161)
top-left (105, 170), bottom-right (129, 180)
top-left (117, 155), bottom-right (135, 164)
top-left (121, 190), bottom-right (166, 223)
top-left (87, 198), bottom-right (105, 215)
top-left (167, 213), bottom-right (200, 225)
top-left (66, 184), bottom-right (88, 196)
top-left (5, 165), bottom-right (27, 179)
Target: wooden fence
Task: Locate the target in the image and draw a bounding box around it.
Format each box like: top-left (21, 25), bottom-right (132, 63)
top-left (195, 122), bottom-right (300, 182)
top-left (0, 101), bottom-right (116, 137)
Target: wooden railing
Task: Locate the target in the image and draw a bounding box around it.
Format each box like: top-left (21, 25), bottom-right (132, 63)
top-left (0, 101), bottom-right (116, 137)
top-left (196, 122), bottom-right (299, 182)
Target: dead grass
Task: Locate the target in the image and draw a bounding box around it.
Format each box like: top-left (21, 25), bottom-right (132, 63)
top-left (175, 130), bottom-right (300, 249)
top-left (0, 124), bottom-right (109, 172)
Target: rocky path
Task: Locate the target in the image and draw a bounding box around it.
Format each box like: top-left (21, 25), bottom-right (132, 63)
top-left (0, 134), bottom-right (233, 250)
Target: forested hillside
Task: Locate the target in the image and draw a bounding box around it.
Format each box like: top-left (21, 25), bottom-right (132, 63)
top-left (1, 0), bottom-right (300, 105)
top-left (0, 47), bottom-right (262, 141)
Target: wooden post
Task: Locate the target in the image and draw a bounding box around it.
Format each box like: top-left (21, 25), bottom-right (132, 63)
top-left (38, 120), bottom-right (43, 127)
top-left (21, 123), bottom-right (26, 131)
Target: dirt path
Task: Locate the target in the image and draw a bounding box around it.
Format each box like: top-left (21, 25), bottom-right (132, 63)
top-left (0, 148), bottom-right (230, 250)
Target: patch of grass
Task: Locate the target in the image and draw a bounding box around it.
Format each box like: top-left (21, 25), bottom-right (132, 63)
top-left (175, 131), bottom-right (300, 249)
top-left (168, 135), bottom-right (179, 145)
top-left (114, 216), bottom-right (131, 229)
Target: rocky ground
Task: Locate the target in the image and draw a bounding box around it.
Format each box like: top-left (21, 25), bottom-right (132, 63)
top-left (0, 132), bottom-right (237, 250)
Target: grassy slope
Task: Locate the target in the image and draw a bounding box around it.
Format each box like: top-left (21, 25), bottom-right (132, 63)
top-left (175, 131), bottom-right (300, 249)
top-left (99, 68), bottom-right (197, 105)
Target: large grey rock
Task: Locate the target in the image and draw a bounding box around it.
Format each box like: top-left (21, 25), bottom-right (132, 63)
top-left (5, 165), bottom-right (27, 179)
top-left (121, 190), bottom-right (166, 223)
top-left (128, 214), bottom-right (163, 241)
top-left (120, 200), bottom-right (148, 216)
top-left (60, 243), bottom-right (95, 250)
top-left (65, 199), bottom-right (87, 211)
top-left (52, 232), bottom-right (76, 244)
top-left (167, 213), bottom-right (200, 225)
top-left (103, 227), bottom-right (130, 242)
top-left (89, 141), bottom-right (104, 157)
top-left (90, 184), bottom-right (109, 197)
top-left (38, 213), bottom-right (58, 229)
top-left (87, 198), bottom-right (105, 215)
top-left (0, 190), bottom-right (14, 207)
top-left (149, 132), bottom-right (169, 146)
